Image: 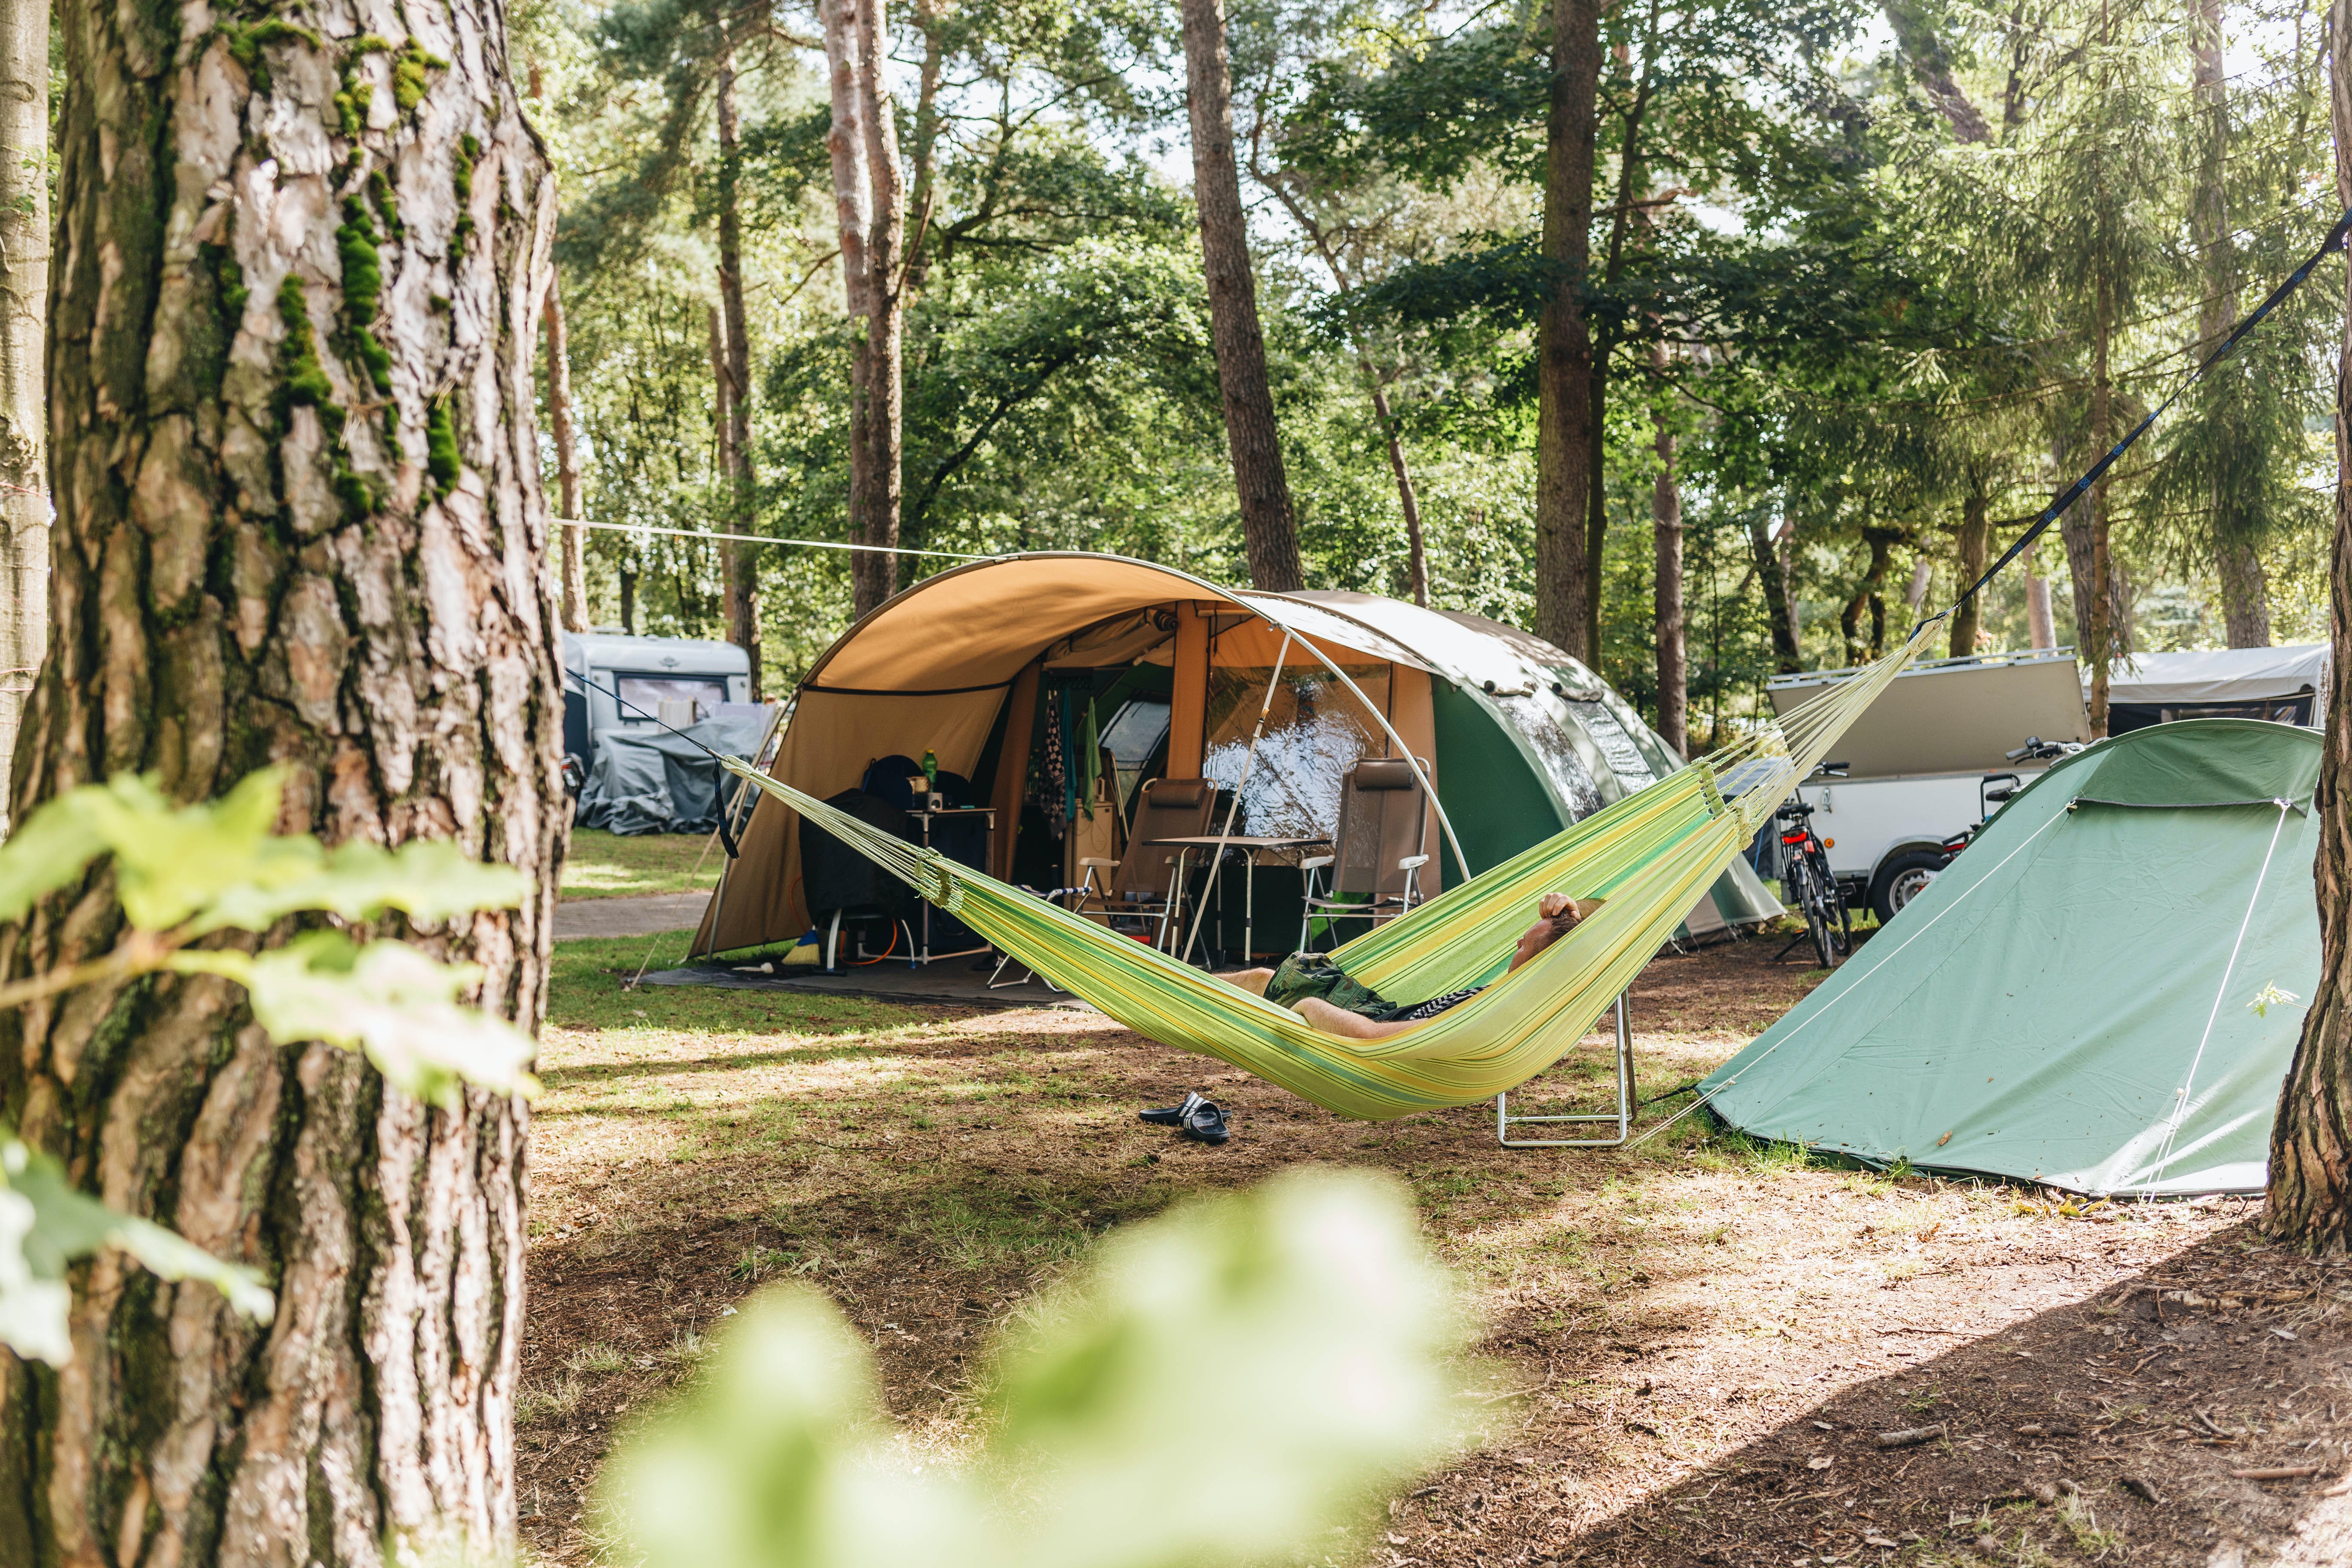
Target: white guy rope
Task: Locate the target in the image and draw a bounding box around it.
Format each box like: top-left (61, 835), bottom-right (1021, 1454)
top-left (2141, 796), bottom-right (2294, 1188)
top-left (1628, 803), bottom-right (2076, 1149)
top-left (555, 517), bottom-right (996, 560)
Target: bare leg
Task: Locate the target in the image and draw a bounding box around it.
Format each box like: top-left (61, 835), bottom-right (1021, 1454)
top-left (1224, 967), bottom-right (1276, 996)
top-left (1292, 996), bottom-right (1420, 1040)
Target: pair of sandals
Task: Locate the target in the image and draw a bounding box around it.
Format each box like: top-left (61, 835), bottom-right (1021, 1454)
top-left (1139, 1090), bottom-right (1230, 1145)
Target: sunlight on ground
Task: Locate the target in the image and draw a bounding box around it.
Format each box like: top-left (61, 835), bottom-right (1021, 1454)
top-left (559, 830), bottom-right (723, 899)
top-left (519, 935), bottom-right (2262, 1568)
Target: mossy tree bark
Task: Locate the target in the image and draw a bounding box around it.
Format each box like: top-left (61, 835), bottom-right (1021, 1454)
top-left (0, 4), bottom-right (563, 1562)
top-left (713, 43), bottom-right (761, 689)
top-left (2266, 0), bottom-right (2352, 1254)
top-left (0, 0), bottom-right (45, 833)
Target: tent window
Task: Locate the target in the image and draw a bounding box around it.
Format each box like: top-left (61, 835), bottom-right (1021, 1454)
top-left (1099, 697), bottom-right (1171, 815)
top-left (1563, 701), bottom-right (1659, 791)
top-left (1201, 666), bottom-right (1392, 840)
top-left (1491, 693), bottom-right (1607, 817)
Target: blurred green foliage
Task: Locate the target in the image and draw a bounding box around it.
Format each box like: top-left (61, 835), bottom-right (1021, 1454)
top-left (602, 1168), bottom-right (1465, 1568)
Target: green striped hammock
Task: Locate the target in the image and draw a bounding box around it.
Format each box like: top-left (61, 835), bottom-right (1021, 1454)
top-left (722, 631), bottom-right (1926, 1121)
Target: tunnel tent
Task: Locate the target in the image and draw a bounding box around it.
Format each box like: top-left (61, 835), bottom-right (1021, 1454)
top-left (690, 554), bottom-right (1778, 959)
top-left (1697, 720), bottom-right (2321, 1197)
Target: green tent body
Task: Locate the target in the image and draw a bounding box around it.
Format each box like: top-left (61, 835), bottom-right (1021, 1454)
top-left (1700, 720), bottom-right (2320, 1197)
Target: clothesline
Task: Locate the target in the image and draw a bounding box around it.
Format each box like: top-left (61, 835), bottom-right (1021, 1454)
top-left (552, 516), bottom-right (996, 561)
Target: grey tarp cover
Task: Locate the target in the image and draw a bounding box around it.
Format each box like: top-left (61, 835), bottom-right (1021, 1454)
top-left (576, 710), bottom-right (774, 836)
top-left (1700, 720), bottom-right (2321, 1197)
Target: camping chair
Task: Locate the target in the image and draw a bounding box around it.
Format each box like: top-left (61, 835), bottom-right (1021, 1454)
top-left (1299, 756), bottom-right (1433, 952)
top-left (1083, 777), bottom-right (1217, 951)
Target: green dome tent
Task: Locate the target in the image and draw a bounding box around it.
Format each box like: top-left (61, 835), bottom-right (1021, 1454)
top-left (1699, 719), bottom-right (2320, 1197)
top-left (693, 555), bottom-right (1778, 958)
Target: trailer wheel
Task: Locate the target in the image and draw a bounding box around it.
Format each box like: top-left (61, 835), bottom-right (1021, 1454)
top-left (1869, 850), bottom-right (1945, 925)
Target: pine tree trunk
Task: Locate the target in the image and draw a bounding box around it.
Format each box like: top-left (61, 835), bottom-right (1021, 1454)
top-left (1651, 371), bottom-right (1685, 755)
top-left (823, 0), bottom-right (903, 617)
top-left (714, 45), bottom-right (763, 693)
top-left (1749, 518), bottom-right (1801, 674)
top-left (2087, 284), bottom-right (2115, 738)
top-left (545, 282), bottom-right (588, 634)
top-left (1368, 381), bottom-right (1428, 606)
top-left (1949, 491), bottom-right (1988, 659)
top-left (2191, 0), bottom-right (2271, 648)
top-left (2265, 0), bottom-right (2352, 1253)
top-left (0, 9), bottom-right (563, 1562)
top-left (2024, 536), bottom-right (2056, 650)
top-left (1535, 0), bottom-right (1602, 658)
top-left (1180, 0), bottom-right (1302, 592)
top-left (0, 0), bottom-right (44, 834)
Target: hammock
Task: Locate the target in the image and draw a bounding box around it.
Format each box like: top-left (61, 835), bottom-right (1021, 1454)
top-left (723, 625), bottom-right (1933, 1120)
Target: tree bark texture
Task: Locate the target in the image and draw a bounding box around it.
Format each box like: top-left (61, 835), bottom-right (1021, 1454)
top-left (1749, 518), bottom-right (1801, 674)
top-left (543, 281), bottom-right (586, 633)
top-left (713, 46), bottom-right (761, 693)
top-left (1, 8), bottom-right (564, 1563)
top-left (1369, 381), bottom-right (1428, 606)
top-left (1534, 0), bottom-right (1602, 660)
top-left (823, 0), bottom-right (905, 617)
top-left (0, 0), bottom-right (45, 832)
top-left (2191, 0), bottom-right (2271, 648)
top-left (2087, 283), bottom-right (2116, 738)
top-left (1180, 0), bottom-right (1301, 593)
top-left (1949, 491), bottom-right (1988, 659)
top-left (1651, 384), bottom-right (1684, 756)
top-left (2265, 0), bottom-right (2352, 1253)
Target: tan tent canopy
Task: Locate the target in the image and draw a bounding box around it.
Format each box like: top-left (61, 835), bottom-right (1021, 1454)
top-left (693, 554), bottom-right (1779, 957)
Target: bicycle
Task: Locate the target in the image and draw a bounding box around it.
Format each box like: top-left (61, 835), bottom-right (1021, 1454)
top-left (1774, 799), bottom-right (1850, 968)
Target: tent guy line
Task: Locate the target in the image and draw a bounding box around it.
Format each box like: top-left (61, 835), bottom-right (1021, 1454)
top-left (2146, 795), bottom-right (2293, 1185)
top-left (1628, 804), bottom-right (2076, 1151)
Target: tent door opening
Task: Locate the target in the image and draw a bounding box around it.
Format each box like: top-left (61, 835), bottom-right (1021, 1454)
top-left (1496, 991), bottom-right (1635, 1148)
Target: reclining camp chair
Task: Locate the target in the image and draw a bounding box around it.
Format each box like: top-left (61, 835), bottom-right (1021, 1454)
top-left (1078, 776), bottom-right (1216, 951)
top-left (1299, 756), bottom-right (1433, 952)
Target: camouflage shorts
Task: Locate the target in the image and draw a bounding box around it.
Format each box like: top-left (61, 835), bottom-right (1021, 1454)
top-left (1263, 953), bottom-right (1402, 1021)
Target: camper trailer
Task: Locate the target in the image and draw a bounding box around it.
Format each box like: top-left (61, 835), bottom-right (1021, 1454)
top-left (692, 554), bottom-right (1781, 965)
top-left (561, 631), bottom-right (753, 773)
top-left (1766, 649), bottom-right (2092, 922)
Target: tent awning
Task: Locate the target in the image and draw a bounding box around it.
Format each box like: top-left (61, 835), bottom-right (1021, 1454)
top-left (2106, 644), bottom-right (2330, 705)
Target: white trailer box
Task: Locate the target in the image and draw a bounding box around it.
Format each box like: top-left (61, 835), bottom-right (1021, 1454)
top-left (1765, 650), bottom-right (2090, 921)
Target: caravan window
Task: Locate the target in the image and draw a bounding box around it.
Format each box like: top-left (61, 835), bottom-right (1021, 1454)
top-left (1202, 666), bottom-right (1391, 840)
top-left (615, 673), bottom-right (729, 723)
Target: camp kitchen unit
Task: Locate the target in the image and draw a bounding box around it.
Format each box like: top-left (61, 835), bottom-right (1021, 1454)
top-left (1766, 649), bottom-right (2091, 922)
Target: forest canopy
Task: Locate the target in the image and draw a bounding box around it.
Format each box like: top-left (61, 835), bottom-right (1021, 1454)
top-left (521, 0), bottom-right (2340, 745)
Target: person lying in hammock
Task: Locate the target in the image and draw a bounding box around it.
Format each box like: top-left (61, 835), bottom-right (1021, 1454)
top-left (1227, 892), bottom-right (1600, 1039)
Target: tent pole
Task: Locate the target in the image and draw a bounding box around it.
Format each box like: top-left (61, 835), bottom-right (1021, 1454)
top-left (1181, 630), bottom-right (1293, 965)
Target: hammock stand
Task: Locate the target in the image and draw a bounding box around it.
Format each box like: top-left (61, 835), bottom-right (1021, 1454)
top-left (1497, 990), bottom-right (1635, 1148)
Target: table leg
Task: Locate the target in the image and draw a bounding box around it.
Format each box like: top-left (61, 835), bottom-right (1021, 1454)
top-left (1243, 851), bottom-right (1255, 962)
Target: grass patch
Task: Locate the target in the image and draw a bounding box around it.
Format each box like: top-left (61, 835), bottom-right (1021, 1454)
top-left (561, 829), bottom-right (723, 900)
top-left (544, 931), bottom-right (925, 1036)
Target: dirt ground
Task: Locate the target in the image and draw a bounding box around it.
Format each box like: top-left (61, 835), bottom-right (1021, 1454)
top-left (518, 934), bottom-right (2352, 1567)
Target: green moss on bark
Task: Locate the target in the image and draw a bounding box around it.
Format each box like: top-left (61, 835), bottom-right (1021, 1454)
top-left (426, 399), bottom-right (461, 492)
top-left (450, 134), bottom-right (478, 258)
top-left (224, 18), bottom-right (320, 91)
top-left (334, 198), bottom-right (393, 395)
top-left (394, 37), bottom-right (448, 112)
top-left (276, 277), bottom-right (335, 419)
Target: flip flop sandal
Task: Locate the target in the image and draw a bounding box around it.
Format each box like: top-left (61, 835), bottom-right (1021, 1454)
top-left (1181, 1100), bottom-right (1231, 1145)
top-left (1139, 1091), bottom-right (1205, 1127)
